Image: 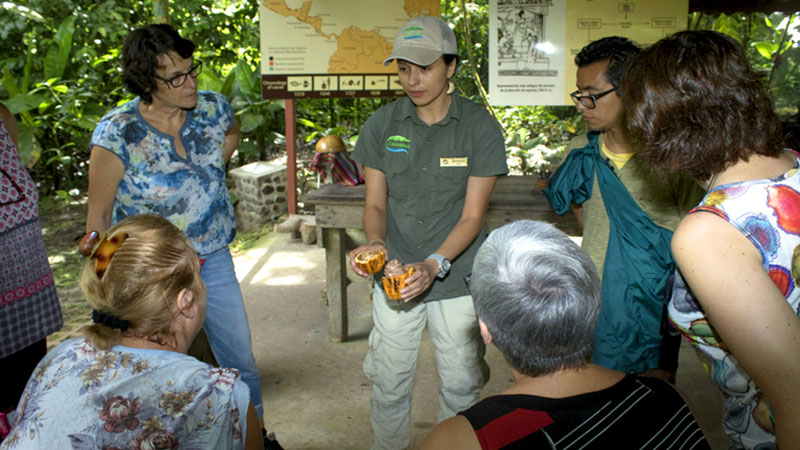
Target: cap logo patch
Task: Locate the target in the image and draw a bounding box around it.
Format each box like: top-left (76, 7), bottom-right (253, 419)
top-left (402, 26), bottom-right (425, 40)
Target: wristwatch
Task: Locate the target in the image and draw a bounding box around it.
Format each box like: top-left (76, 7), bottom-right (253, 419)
top-left (427, 253), bottom-right (451, 279)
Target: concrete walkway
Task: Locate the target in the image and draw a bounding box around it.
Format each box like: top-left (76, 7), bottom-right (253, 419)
top-left (236, 231), bottom-right (731, 449)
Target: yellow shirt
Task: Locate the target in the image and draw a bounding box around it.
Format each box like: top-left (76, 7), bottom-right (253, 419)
top-left (600, 141), bottom-right (633, 170)
top-left (566, 133), bottom-right (704, 278)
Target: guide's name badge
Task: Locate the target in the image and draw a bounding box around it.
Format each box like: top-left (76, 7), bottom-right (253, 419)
top-left (440, 157), bottom-right (468, 167)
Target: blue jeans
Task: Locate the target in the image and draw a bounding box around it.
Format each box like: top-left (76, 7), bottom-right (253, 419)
top-left (200, 247), bottom-right (263, 419)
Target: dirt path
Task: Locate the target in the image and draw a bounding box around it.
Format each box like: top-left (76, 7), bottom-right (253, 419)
top-left (38, 196), bottom-right (91, 349)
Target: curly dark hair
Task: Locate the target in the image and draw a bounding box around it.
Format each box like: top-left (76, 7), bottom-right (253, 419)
top-left (622, 30), bottom-right (784, 181)
top-left (121, 24), bottom-right (196, 104)
top-left (574, 36), bottom-right (640, 89)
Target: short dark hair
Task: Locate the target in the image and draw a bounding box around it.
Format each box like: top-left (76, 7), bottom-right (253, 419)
top-left (471, 220), bottom-right (601, 377)
top-left (623, 30), bottom-right (784, 180)
top-left (574, 36), bottom-right (640, 89)
top-left (121, 24), bottom-right (196, 104)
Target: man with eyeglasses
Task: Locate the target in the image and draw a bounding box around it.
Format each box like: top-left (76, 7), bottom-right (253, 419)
top-left (543, 36), bottom-right (703, 381)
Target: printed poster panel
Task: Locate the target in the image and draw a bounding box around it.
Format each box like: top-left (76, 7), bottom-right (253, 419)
top-left (489, 0), bottom-right (688, 105)
top-left (490, 0), bottom-right (568, 106)
top-left (260, 0), bottom-right (441, 99)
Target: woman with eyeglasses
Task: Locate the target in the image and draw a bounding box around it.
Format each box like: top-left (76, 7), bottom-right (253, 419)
top-left (85, 24), bottom-right (274, 443)
top-left (2, 214), bottom-right (263, 450)
top-left (0, 103), bottom-right (63, 432)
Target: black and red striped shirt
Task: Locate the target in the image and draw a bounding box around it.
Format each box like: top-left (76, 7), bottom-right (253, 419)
top-left (459, 374), bottom-right (709, 449)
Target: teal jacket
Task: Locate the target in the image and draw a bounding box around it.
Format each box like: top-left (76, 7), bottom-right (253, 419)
top-left (543, 132), bottom-right (675, 373)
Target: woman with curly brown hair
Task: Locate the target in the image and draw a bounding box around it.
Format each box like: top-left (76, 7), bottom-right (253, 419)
top-left (2, 215), bottom-right (262, 450)
top-left (623, 30), bottom-right (800, 449)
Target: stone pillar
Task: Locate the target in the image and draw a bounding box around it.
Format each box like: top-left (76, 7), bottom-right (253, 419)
top-left (228, 161), bottom-right (288, 231)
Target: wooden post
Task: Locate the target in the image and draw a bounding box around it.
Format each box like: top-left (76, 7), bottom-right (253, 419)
top-left (285, 99), bottom-right (297, 214)
top-left (153, 0), bottom-right (169, 23)
top-left (325, 227), bottom-right (348, 341)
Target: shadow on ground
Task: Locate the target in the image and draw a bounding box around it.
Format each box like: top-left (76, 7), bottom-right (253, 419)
top-left (239, 232), bottom-right (731, 449)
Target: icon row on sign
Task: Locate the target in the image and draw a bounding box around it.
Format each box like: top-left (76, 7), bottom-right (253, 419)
top-left (286, 75), bottom-right (402, 92)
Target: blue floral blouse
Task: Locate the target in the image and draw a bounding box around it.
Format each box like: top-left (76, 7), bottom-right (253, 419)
top-left (91, 91), bottom-right (236, 255)
top-left (1, 338), bottom-right (250, 450)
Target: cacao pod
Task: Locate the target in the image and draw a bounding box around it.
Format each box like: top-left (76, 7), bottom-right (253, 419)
top-left (382, 267), bottom-right (415, 301)
top-left (354, 248), bottom-right (386, 274)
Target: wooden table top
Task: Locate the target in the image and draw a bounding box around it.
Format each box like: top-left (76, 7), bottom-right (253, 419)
top-left (302, 175), bottom-right (580, 235)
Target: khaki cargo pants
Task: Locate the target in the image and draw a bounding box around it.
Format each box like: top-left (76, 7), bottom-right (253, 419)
top-left (363, 284), bottom-right (490, 450)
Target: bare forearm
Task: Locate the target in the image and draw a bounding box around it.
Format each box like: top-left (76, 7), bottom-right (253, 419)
top-left (775, 411), bottom-right (800, 450)
top-left (222, 119), bottom-right (241, 163)
top-left (86, 146), bottom-right (123, 234)
top-left (86, 208), bottom-right (111, 234)
top-left (222, 135), bottom-right (239, 163)
top-left (363, 204), bottom-right (387, 244)
top-left (434, 216), bottom-right (484, 261)
top-left (570, 203), bottom-right (583, 231)
top-left (432, 175), bottom-right (495, 260)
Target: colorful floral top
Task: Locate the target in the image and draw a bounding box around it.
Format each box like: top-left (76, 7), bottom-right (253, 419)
top-left (1, 338), bottom-right (250, 450)
top-left (91, 91), bottom-right (236, 255)
top-left (0, 116), bottom-right (62, 358)
top-left (668, 151), bottom-right (800, 449)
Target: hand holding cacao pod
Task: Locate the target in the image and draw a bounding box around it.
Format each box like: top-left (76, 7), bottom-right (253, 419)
top-left (382, 259), bottom-right (414, 301)
top-left (354, 248), bottom-right (386, 274)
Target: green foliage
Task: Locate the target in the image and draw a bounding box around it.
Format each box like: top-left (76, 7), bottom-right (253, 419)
top-left (1, 1), bottom-right (799, 195)
top-left (1, 0), bottom-right (148, 190)
top-left (498, 105), bottom-right (581, 174)
top-left (443, 0), bottom-right (491, 99)
top-left (693, 11), bottom-right (800, 118)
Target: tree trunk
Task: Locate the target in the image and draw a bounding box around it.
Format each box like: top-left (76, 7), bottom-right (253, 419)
top-left (153, 0), bottom-right (169, 24)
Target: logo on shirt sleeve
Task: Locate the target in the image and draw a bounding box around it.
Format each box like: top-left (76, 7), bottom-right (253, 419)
top-left (385, 135), bottom-right (411, 154)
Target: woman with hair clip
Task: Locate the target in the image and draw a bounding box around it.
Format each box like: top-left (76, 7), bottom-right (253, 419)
top-left (623, 30), bottom-right (800, 449)
top-left (1, 215), bottom-right (262, 450)
top-left (85, 23), bottom-right (271, 437)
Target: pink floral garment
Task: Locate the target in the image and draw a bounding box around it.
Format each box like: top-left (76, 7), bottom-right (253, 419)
top-left (1, 338), bottom-right (249, 450)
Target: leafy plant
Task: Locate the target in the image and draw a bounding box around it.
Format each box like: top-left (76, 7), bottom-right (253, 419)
top-left (692, 11), bottom-right (800, 118)
top-left (1, 0), bottom-right (799, 197)
top-left (505, 129), bottom-right (567, 177)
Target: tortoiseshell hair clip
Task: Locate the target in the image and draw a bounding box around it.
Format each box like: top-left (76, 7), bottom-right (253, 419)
top-left (78, 230), bottom-right (129, 279)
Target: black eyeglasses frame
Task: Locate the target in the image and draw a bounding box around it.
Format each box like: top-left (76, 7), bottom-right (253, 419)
top-left (569, 86), bottom-right (617, 109)
top-left (154, 61), bottom-right (203, 88)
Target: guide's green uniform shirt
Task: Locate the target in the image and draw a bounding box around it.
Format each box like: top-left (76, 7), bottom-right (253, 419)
top-left (352, 94), bottom-right (508, 300)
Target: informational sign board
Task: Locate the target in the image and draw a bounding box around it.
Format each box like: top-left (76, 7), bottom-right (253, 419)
top-left (488, 0), bottom-right (688, 105)
top-left (260, 0), bottom-right (440, 99)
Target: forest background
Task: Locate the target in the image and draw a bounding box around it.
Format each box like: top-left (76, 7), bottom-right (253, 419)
top-left (2, 0), bottom-right (799, 196)
top-left (1, 1), bottom-right (799, 308)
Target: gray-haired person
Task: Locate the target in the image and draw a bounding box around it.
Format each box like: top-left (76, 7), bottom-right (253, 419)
top-left (422, 220), bottom-right (710, 449)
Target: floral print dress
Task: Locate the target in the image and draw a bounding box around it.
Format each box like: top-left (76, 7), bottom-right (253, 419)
top-left (1, 338), bottom-right (250, 450)
top-left (668, 151), bottom-right (800, 449)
